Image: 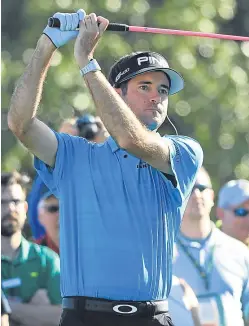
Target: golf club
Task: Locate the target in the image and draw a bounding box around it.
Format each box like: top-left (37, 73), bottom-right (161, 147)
top-left (48, 17), bottom-right (249, 41)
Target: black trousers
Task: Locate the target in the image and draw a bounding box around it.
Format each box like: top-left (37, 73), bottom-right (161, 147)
top-left (59, 309), bottom-right (174, 326)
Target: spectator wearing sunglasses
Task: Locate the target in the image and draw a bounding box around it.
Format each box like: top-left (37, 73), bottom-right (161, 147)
top-left (36, 192), bottom-right (60, 254)
top-left (172, 167), bottom-right (249, 326)
top-left (216, 179), bottom-right (249, 247)
top-left (1, 172), bottom-right (61, 326)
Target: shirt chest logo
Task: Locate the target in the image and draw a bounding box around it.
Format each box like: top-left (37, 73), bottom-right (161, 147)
top-left (137, 163), bottom-right (149, 169)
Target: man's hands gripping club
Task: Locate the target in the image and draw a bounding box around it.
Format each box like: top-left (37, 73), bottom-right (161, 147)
top-left (74, 13), bottom-right (109, 68)
top-left (43, 9), bottom-right (86, 48)
top-left (43, 9), bottom-right (109, 66)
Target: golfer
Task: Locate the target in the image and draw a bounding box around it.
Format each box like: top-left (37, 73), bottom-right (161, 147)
top-left (8, 10), bottom-right (203, 326)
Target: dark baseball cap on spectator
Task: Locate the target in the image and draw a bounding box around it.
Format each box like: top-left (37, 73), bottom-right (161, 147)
top-left (108, 51), bottom-right (184, 95)
top-left (217, 179), bottom-right (249, 208)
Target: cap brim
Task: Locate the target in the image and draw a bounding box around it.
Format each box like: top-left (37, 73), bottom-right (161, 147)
top-left (118, 67), bottom-right (184, 95)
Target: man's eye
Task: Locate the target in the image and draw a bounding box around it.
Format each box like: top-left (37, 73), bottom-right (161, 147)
top-left (139, 85), bottom-right (149, 91)
top-left (159, 88), bottom-right (169, 95)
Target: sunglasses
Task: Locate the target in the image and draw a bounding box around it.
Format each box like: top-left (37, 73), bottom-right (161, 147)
top-left (1, 199), bottom-right (24, 206)
top-left (192, 184), bottom-right (211, 192)
top-left (233, 208), bottom-right (249, 217)
top-left (44, 205), bottom-right (59, 213)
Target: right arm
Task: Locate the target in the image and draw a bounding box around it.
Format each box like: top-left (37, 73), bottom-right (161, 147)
top-left (8, 35), bottom-right (58, 168)
top-left (179, 278), bottom-right (201, 326)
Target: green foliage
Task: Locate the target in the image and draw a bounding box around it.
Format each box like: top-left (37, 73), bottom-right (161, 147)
top-left (2, 0), bottom-right (249, 195)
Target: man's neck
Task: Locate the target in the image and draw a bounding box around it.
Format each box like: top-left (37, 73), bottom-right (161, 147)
top-left (180, 216), bottom-right (212, 239)
top-left (1, 232), bottom-right (22, 259)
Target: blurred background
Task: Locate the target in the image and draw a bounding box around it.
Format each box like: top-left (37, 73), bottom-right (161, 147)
top-left (2, 0), bottom-right (249, 194)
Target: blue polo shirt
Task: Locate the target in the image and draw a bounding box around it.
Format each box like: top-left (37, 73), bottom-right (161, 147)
top-left (34, 132), bottom-right (203, 300)
top-left (173, 226), bottom-right (249, 325)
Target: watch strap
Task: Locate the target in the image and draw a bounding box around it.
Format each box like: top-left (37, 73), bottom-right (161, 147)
top-left (80, 59), bottom-right (101, 76)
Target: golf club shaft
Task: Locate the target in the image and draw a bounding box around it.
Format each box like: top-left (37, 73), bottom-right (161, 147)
top-left (129, 26), bottom-right (249, 41)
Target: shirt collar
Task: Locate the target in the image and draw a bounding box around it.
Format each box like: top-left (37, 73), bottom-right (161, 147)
top-left (107, 132), bottom-right (162, 153)
top-left (107, 136), bottom-right (120, 153)
top-left (177, 223), bottom-right (215, 248)
top-left (1, 237), bottom-right (35, 264)
top-left (17, 236), bottom-right (35, 263)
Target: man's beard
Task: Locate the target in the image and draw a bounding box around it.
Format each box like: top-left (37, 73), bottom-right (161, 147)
top-left (1, 215), bottom-right (21, 237)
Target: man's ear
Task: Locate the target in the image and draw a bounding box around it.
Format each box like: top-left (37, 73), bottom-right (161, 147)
top-left (24, 201), bottom-right (28, 214)
top-left (210, 189), bottom-right (215, 205)
top-left (206, 188), bottom-right (215, 208)
top-left (216, 207), bottom-right (225, 220)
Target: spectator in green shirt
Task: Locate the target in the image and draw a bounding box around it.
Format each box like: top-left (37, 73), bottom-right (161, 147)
top-left (1, 171), bottom-right (61, 326)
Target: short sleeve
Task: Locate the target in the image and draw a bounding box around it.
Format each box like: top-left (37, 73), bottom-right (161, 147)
top-left (165, 135), bottom-right (203, 204)
top-left (34, 131), bottom-right (90, 196)
top-left (41, 247), bottom-right (61, 305)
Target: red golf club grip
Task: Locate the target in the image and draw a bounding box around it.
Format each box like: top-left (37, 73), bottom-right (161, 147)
top-left (48, 17), bottom-right (129, 31)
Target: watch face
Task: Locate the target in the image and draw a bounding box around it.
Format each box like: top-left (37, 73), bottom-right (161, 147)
top-left (90, 60), bottom-right (101, 71)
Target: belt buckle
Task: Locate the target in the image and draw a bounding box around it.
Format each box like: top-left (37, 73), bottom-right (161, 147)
top-left (112, 303), bottom-right (138, 315)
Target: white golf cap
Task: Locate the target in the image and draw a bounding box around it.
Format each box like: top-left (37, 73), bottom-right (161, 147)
top-left (217, 179), bottom-right (249, 208)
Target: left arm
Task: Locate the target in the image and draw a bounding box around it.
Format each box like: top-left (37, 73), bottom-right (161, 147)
top-left (74, 14), bottom-right (171, 172)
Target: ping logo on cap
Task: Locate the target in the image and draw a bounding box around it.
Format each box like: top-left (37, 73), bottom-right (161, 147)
top-left (137, 55), bottom-right (166, 66)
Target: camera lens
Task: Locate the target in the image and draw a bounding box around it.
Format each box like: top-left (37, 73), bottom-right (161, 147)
top-left (76, 114), bottom-right (99, 140)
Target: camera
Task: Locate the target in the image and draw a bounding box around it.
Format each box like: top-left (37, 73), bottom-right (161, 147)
top-left (75, 114), bottom-right (99, 140)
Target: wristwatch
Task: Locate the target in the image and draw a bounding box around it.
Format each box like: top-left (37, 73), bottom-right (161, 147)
top-left (80, 59), bottom-right (101, 76)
